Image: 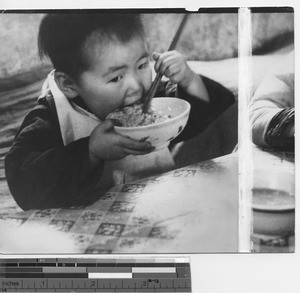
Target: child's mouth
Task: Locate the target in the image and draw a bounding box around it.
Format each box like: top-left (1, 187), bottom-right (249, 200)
top-left (122, 98), bottom-right (143, 108)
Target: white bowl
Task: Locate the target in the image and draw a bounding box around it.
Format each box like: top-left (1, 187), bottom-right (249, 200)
top-left (113, 97), bottom-right (191, 150)
top-left (252, 169), bottom-right (295, 236)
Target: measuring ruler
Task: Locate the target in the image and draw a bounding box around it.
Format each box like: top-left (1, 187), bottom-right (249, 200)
top-left (0, 257), bottom-right (191, 292)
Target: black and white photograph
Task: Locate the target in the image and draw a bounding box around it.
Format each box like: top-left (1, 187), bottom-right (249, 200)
top-left (248, 8), bottom-right (294, 252)
top-left (0, 7), bottom-right (295, 255)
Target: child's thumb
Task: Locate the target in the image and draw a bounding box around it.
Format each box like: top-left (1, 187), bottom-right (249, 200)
top-left (152, 52), bottom-right (160, 61)
top-left (102, 119), bottom-right (117, 132)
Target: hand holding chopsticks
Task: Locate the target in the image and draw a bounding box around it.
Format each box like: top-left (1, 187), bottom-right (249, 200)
top-left (142, 14), bottom-right (189, 113)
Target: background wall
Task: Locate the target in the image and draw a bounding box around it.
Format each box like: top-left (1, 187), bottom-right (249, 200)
top-left (0, 12), bottom-right (294, 80)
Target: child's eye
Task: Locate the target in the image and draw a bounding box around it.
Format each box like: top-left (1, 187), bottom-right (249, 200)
top-left (138, 61), bottom-right (149, 70)
top-left (109, 76), bottom-right (123, 83)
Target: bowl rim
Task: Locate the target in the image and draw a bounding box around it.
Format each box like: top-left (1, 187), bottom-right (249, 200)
top-left (252, 168), bottom-right (295, 211)
top-left (252, 187), bottom-right (295, 211)
top-left (252, 204), bottom-right (295, 212)
top-left (113, 97), bottom-right (191, 130)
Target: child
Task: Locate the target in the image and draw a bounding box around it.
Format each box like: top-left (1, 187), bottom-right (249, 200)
top-left (251, 51), bottom-right (294, 151)
top-left (5, 13), bottom-right (234, 210)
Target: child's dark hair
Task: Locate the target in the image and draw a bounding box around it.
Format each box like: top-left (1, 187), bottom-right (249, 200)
top-left (38, 13), bottom-right (145, 81)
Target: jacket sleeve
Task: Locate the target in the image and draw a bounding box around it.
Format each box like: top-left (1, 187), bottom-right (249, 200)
top-left (156, 75), bottom-right (235, 143)
top-left (264, 108), bottom-right (294, 151)
top-left (5, 98), bottom-right (105, 211)
top-left (250, 52), bottom-right (294, 148)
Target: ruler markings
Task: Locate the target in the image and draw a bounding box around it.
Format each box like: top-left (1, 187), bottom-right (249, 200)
top-left (160, 278), bottom-right (174, 289)
top-left (0, 258), bottom-right (191, 292)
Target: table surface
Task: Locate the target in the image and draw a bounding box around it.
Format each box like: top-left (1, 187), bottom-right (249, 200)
top-left (0, 153), bottom-right (239, 254)
top-left (0, 147), bottom-right (295, 254)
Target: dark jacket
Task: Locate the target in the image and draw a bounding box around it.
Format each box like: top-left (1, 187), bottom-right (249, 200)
top-left (5, 76), bottom-right (235, 210)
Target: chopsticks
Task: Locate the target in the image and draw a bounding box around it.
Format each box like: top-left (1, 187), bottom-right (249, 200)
top-left (142, 14), bottom-right (189, 113)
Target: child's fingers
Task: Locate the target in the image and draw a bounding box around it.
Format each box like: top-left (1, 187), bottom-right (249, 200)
top-left (100, 119), bottom-right (116, 132)
top-left (152, 52), bottom-right (160, 61)
top-left (162, 63), bottom-right (184, 81)
top-left (120, 136), bottom-right (152, 150)
top-left (164, 63), bottom-right (182, 77)
top-left (153, 51), bottom-right (175, 72)
top-left (109, 118), bottom-right (122, 127)
top-left (156, 54), bottom-right (183, 76)
top-left (123, 147), bottom-right (154, 156)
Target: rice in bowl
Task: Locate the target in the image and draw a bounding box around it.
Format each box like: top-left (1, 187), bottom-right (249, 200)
top-left (106, 103), bottom-right (171, 127)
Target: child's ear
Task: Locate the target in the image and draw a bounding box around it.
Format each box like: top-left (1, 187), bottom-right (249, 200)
top-left (54, 72), bottom-right (79, 99)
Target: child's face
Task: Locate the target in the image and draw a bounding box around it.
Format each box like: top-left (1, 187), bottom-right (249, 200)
top-left (75, 35), bottom-right (152, 120)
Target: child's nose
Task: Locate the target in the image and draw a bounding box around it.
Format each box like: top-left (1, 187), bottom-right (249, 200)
top-left (127, 73), bottom-right (141, 93)
top-left (125, 74), bottom-right (143, 106)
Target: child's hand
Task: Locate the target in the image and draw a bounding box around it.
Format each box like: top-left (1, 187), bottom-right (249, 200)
top-left (153, 51), bottom-right (194, 89)
top-left (88, 120), bottom-right (154, 165)
top-left (153, 51), bottom-right (209, 102)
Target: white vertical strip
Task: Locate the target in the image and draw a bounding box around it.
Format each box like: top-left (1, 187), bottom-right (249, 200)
top-left (238, 7), bottom-right (254, 252)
